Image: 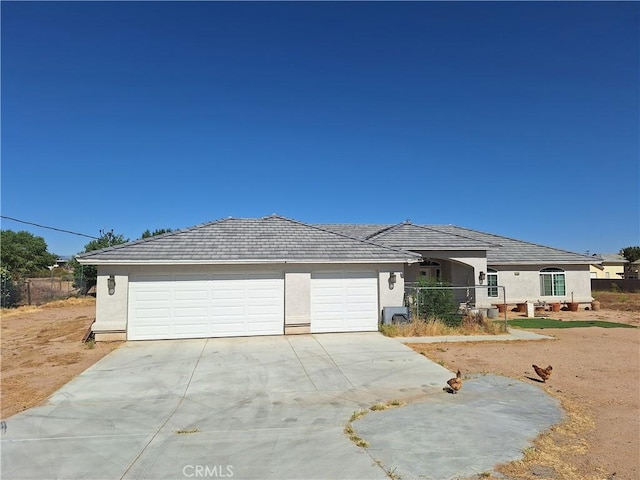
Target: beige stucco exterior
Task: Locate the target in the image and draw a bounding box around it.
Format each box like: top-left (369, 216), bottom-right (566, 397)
top-left (487, 264), bottom-right (593, 305)
top-left (590, 263), bottom-right (626, 279)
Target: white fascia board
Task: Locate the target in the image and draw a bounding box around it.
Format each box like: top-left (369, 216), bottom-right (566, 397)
top-left (77, 258), bottom-right (420, 266)
top-left (489, 260), bottom-right (596, 266)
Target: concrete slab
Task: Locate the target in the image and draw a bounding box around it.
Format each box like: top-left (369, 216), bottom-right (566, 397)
top-left (354, 375), bottom-right (563, 480)
top-left (394, 328), bottom-right (555, 343)
top-left (1, 333), bottom-right (563, 480)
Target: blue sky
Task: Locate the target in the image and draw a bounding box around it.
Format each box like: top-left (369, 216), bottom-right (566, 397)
top-left (2, 1), bottom-right (638, 257)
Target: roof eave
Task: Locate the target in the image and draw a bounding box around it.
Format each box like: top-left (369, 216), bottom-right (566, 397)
top-left (77, 257), bottom-right (422, 266)
top-left (488, 260), bottom-right (596, 266)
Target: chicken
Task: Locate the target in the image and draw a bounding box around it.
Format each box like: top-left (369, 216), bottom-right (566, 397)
top-left (446, 369), bottom-right (462, 394)
top-left (532, 364), bottom-right (553, 383)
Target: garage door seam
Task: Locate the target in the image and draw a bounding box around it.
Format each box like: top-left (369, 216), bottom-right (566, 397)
top-left (118, 339), bottom-right (209, 479)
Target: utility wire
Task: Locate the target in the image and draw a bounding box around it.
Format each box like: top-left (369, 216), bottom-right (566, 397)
top-left (0, 215), bottom-right (100, 239)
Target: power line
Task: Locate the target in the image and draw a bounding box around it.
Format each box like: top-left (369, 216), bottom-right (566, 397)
top-left (0, 215), bottom-right (100, 239)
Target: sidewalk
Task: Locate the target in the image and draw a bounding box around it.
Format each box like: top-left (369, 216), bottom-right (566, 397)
top-left (393, 327), bottom-right (555, 343)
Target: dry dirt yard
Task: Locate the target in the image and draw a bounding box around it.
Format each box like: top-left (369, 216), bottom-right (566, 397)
top-left (408, 307), bottom-right (639, 480)
top-left (1, 296), bottom-right (638, 480)
top-left (1, 297), bottom-right (121, 418)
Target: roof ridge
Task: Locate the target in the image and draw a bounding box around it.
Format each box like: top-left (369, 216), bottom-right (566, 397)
top-left (271, 216), bottom-right (422, 259)
top-left (369, 222), bottom-right (497, 247)
top-left (364, 222), bottom-right (404, 240)
top-left (436, 225), bottom-right (596, 260)
top-left (415, 224), bottom-right (500, 247)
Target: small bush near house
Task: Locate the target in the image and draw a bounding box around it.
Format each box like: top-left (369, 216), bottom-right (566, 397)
top-left (409, 277), bottom-right (457, 319)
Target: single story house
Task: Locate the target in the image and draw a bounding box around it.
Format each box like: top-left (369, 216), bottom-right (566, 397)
top-left (76, 215), bottom-right (598, 341)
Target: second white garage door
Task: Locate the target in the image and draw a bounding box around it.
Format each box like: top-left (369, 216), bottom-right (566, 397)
top-left (128, 273), bottom-right (284, 340)
top-left (310, 271), bottom-right (379, 333)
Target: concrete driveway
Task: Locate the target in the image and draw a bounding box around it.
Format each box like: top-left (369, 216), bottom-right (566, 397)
top-left (1, 333), bottom-right (561, 480)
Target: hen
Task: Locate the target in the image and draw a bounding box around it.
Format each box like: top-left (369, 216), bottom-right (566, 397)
top-left (532, 364), bottom-right (553, 383)
top-left (446, 369), bottom-right (462, 394)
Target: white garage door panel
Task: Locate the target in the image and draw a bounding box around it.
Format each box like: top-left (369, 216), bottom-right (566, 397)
top-left (311, 272), bottom-right (379, 333)
top-left (128, 273), bottom-right (284, 340)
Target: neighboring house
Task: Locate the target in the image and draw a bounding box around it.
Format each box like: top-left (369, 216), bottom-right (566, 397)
top-left (628, 260), bottom-right (640, 280)
top-left (77, 215), bottom-right (597, 341)
top-left (589, 253), bottom-right (628, 279)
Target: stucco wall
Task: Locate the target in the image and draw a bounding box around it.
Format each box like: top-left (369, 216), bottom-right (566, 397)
top-left (94, 265), bottom-right (130, 337)
top-left (487, 264), bottom-right (593, 304)
top-left (284, 271), bottom-right (311, 327)
top-left (378, 267), bottom-right (406, 310)
top-left (589, 264), bottom-right (625, 279)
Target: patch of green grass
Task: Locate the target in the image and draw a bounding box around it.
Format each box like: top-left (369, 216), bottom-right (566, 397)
top-left (508, 318), bottom-right (637, 329)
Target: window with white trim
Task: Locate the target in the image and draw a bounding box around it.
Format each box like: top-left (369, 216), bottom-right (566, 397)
top-left (487, 268), bottom-right (498, 297)
top-left (539, 268), bottom-right (566, 296)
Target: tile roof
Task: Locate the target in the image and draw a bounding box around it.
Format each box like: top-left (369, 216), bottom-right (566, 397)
top-left (318, 223), bottom-right (597, 265)
top-left (365, 223), bottom-right (497, 250)
top-left (430, 225), bottom-right (600, 265)
top-left (76, 215), bottom-right (421, 265)
top-left (592, 253), bottom-right (628, 263)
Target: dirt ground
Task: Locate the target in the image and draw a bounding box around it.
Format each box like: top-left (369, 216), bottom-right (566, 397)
top-left (408, 308), bottom-right (639, 480)
top-left (1, 298), bottom-right (638, 479)
top-left (1, 298), bottom-right (121, 418)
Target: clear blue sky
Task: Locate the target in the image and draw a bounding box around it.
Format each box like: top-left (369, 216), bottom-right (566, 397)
top-left (2, 1), bottom-right (638, 257)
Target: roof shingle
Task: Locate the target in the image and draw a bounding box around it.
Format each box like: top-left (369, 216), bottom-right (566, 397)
top-left (76, 215), bottom-right (421, 265)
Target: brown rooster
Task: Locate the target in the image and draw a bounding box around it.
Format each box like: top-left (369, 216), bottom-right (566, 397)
top-left (446, 369), bottom-right (462, 394)
top-left (532, 364), bottom-right (553, 383)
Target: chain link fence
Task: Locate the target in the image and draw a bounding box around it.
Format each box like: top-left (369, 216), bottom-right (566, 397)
top-left (404, 283), bottom-right (508, 329)
top-left (1, 275), bottom-right (82, 307)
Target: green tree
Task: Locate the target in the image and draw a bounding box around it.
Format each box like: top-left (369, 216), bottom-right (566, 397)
top-left (140, 228), bottom-right (172, 239)
top-left (71, 231), bottom-right (129, 294)
top-left (1, 266), bottom-right (22, 307)
top-left (0, 230), bottom-right (57, 278)
top-left (620, 246), bottom-right (640, 263)
top-left (620, 246), bottom-right (640, 280)
top-left (411, 276), bottom-right (457, 322)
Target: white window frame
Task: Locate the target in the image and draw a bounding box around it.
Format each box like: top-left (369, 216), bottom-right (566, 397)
top-left (539, 267), bottom-right (566, 296)
top-left (487, 268), bottom-right (498, 297)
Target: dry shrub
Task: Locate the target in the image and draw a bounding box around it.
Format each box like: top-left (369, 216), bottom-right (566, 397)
top-left (381, 314), bottom-right (507, 337)
top-left (1, 305), bottom-right (42, 318)
top-left (382, 318), bottom-right (458, 337)
top-left (592, 291), bottom-right (640, 312)
top-left (461, 312), bottom-right (507, 335)
top-left (42, 297), bottom-right (96, 309)
top-left (1, 297), bottom-right (95, 318)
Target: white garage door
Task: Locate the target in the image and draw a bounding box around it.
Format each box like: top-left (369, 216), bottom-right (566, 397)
top-left (310, 271), bottom-right (379, 333)
top-left (128, 273), bottom-right (284, 340)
